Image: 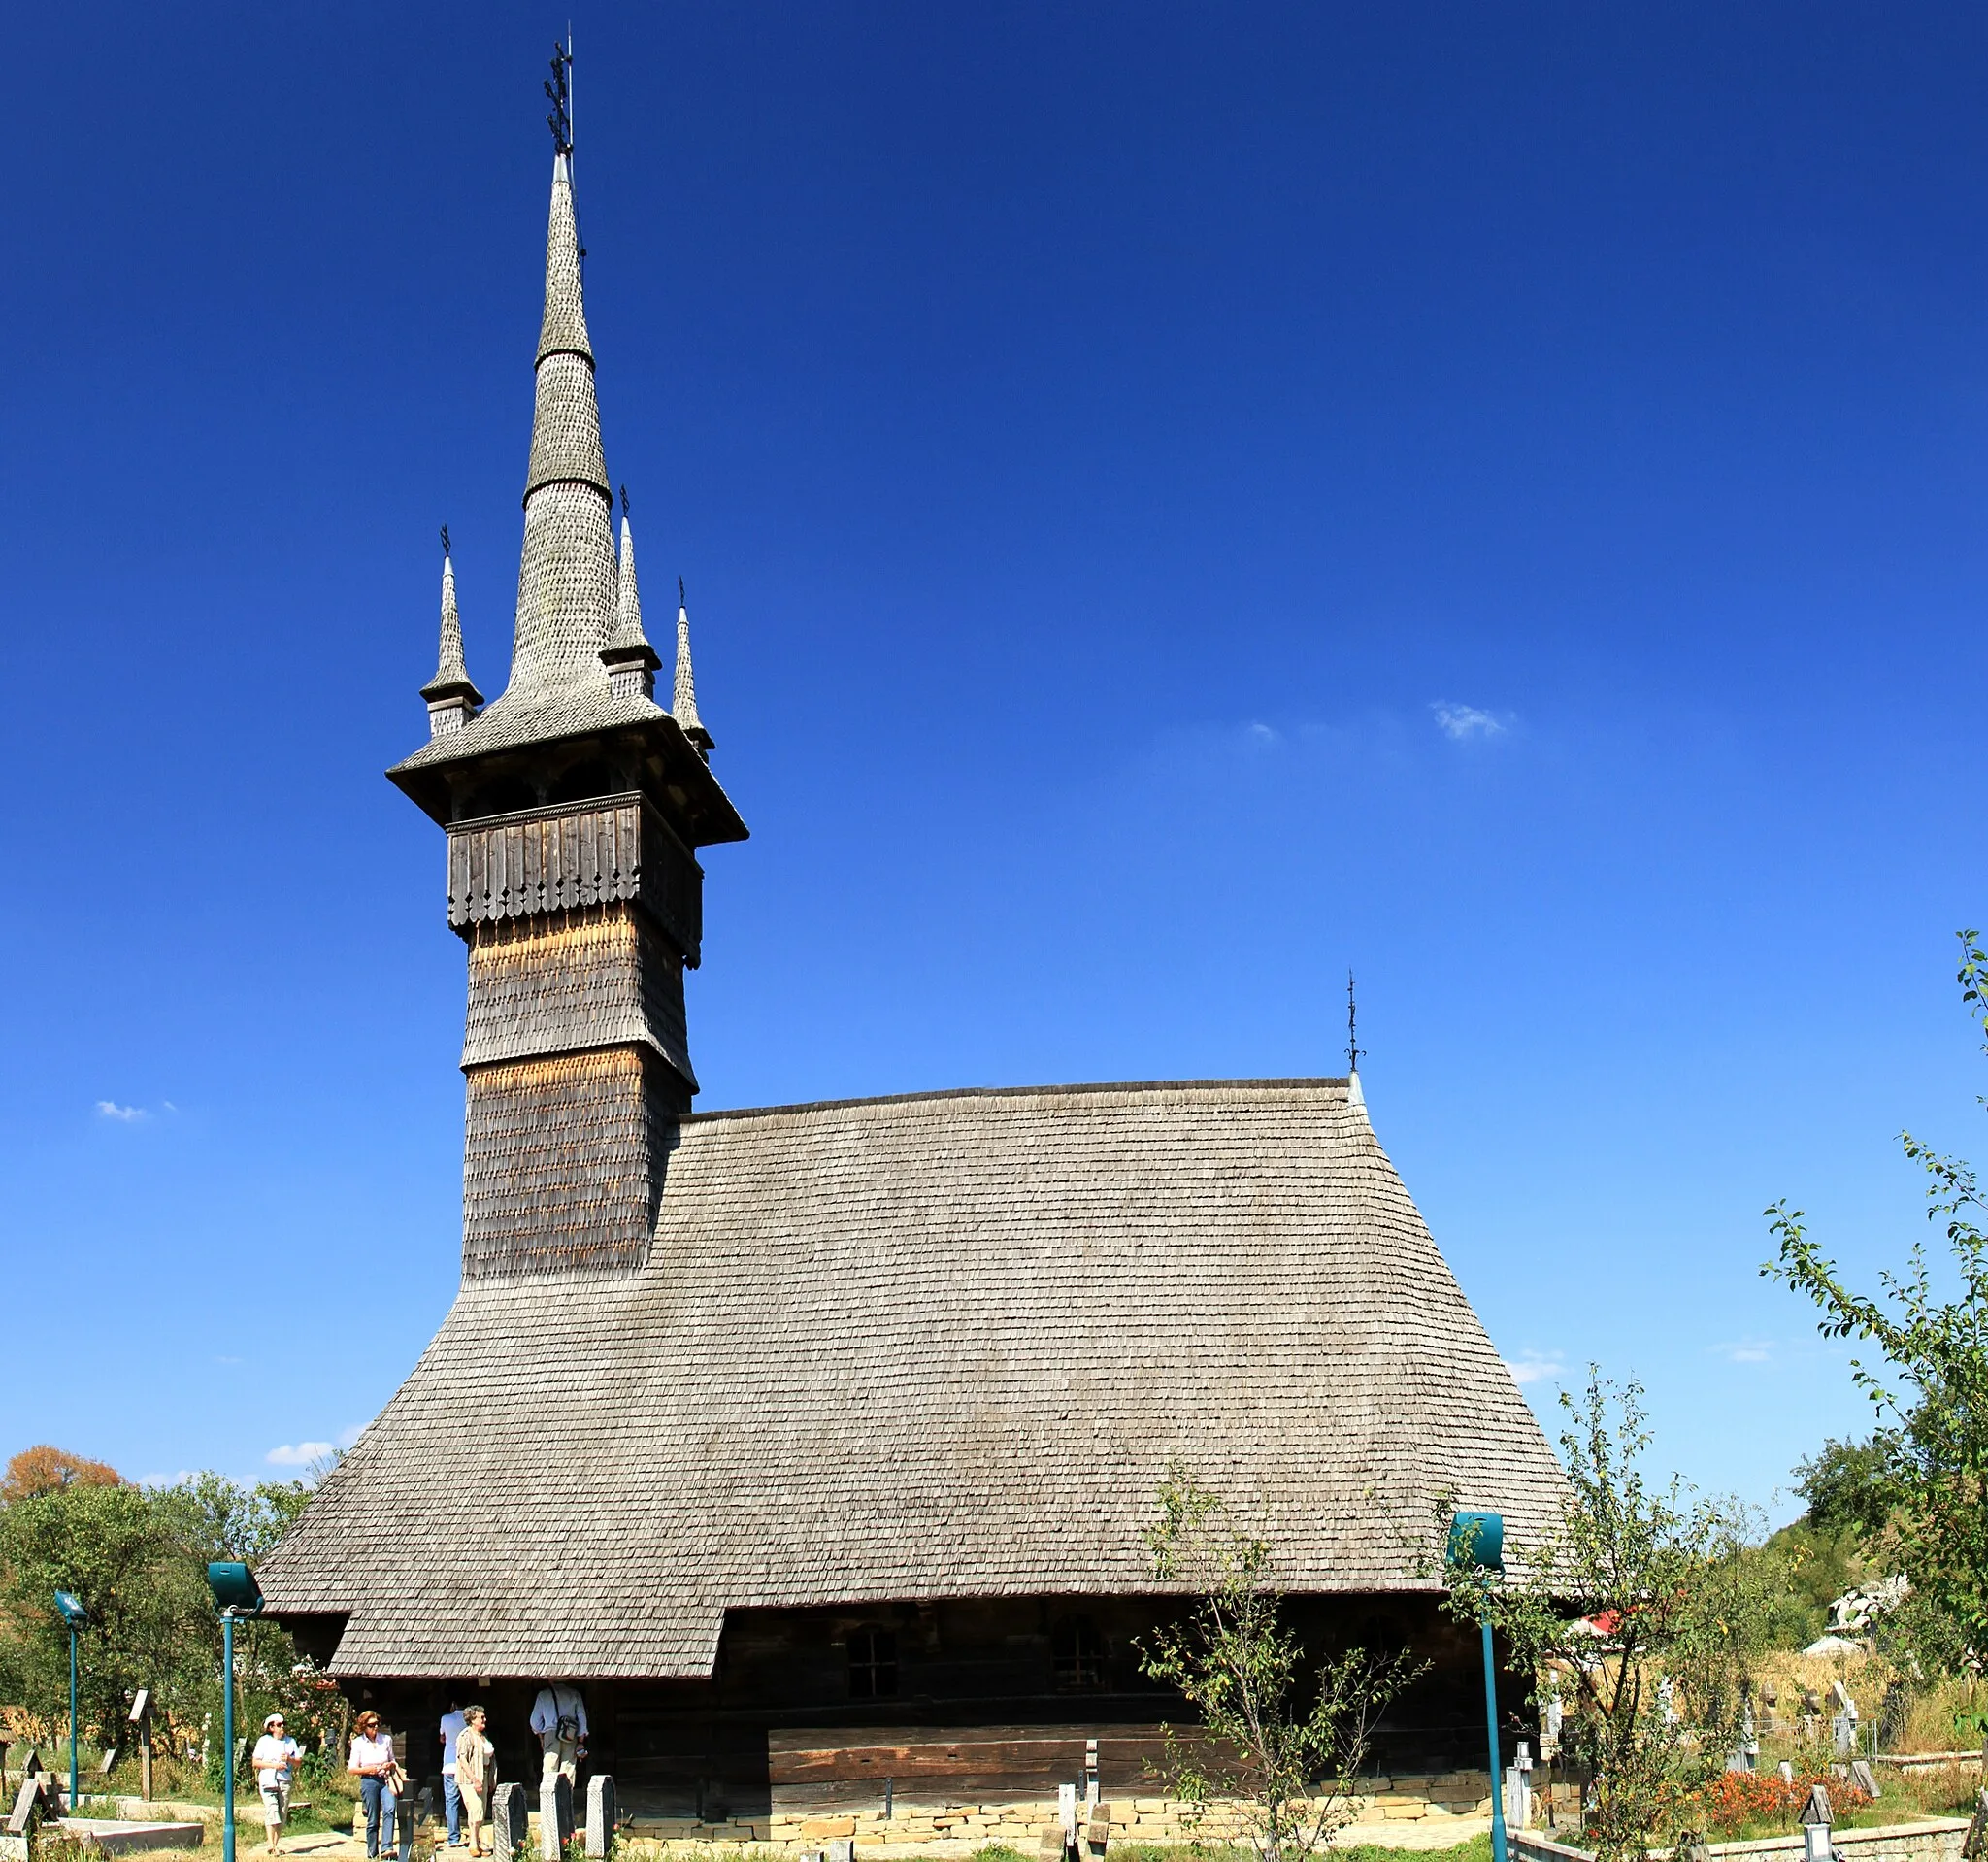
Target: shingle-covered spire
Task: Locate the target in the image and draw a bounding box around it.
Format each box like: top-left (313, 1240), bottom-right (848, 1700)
top-left (673, 580), bottom-right (714, 759)
top-left (602, 506), bottom-right (662, 699)
top-left (420, 550), bottom-right (483, 735)
top-left (502, 151), bottom-right (615, 702)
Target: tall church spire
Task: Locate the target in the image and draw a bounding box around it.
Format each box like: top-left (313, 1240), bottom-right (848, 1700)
top-left (503, 146), bottom-right (615, 702)
top-left (385, 63), bottom-right (748, 1283)
top-left (673, 580), bottom-right (714, 759)
top-left (419, 544), bottom-right (482, 735)
top-left (603, 496), bottom-right (662, 699)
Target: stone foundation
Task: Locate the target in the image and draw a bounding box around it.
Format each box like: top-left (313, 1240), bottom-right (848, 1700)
top-left (622, 1771), bottom-right (1498, 1853)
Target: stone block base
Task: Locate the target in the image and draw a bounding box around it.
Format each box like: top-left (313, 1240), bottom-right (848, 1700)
top-left (622, 1771), bottom-right (1502, 1855)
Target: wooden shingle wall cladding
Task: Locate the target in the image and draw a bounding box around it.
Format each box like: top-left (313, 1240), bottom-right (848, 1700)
top-left (461, 1048), bottom-right (668, 1280)
top-left (462, 905), bottom-right (693, 1083)
top-left (447, 791), bottom-right (703, 1282)
top-left (447, 793), bottom-right (702, 965)
top-left (261, 1080), bottom-right (1572, 1679)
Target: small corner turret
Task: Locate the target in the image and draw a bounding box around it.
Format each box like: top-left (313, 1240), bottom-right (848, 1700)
top-left (672, 579), bottom-right (714, 762)
top-left (419, 539), bottom-right (483, 736)
top-left (602, 490), bottom-right (663, 700)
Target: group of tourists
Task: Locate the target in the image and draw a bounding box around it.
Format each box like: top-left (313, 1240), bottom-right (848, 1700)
top-left (245, 1680), bottom-right (587, 1860)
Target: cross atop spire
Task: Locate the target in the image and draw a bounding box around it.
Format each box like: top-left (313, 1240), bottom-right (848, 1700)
top-left (544, 38), bottom-right (574, 158)
top-left (674, 578), bottom-right (714, 760)
top-left (419, 536), bottom-right (483, 736)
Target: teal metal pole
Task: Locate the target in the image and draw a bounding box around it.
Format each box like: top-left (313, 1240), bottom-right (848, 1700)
top-left (222, 1612), bottom-right (237, 1862)
top-left (1482, 1617), bottom-right (1509, 1862)
top-left (68, 1625), bottom-right (80, 1810)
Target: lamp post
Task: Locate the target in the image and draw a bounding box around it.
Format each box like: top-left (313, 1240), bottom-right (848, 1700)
top-left (53, 1590), bottom-right (88, 1812)
top-left (1448, 1512), bottom-right (1509, 1862)
top-left (206, 1562), bottom-right (264, 1862)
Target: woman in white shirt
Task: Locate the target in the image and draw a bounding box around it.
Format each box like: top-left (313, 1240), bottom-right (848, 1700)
top-left (347, 1711), bottom-right (399, 1859)
top-left (250, 1713), bottom-right (301, 1854)
top-left (453, 1707), bottom-right (497, 1858)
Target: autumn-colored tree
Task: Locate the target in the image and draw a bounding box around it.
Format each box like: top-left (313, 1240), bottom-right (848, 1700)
top-left (1, 1446), bottom-right (125, 1503)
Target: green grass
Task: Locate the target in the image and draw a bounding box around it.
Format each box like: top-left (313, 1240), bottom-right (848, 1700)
top-left (1335, 1841), bottom-right (1494, 1862)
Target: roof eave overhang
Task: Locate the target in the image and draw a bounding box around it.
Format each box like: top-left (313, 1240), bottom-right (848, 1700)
top-left (387, 713), bottom-right (748, 848)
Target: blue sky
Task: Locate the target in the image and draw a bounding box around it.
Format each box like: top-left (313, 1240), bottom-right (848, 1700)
top-left (5, 1), bottom-right (1987, 1520)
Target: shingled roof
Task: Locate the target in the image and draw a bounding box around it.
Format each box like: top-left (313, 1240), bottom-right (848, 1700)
top-left (260, 1077), bottom-right (1567, 1680)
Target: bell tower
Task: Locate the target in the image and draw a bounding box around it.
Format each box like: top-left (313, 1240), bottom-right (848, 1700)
top-left (388, 83), bottom-right (746, 1281)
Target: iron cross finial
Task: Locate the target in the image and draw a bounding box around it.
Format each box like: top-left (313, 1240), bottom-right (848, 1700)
top-left (440, 523), bottom-right (450, 559)
top-left (1347, 969), bottom-right (1365, 1076)
top-left (545, 42), bottom-right (573, 156)
top-left (679, 576), bottom-right (686, 606)
top-left (620, 484), bottom-right (629, 521)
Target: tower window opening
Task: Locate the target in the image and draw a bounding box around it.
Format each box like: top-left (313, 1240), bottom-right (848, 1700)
top-left (848, 1626), bottom-right (898, 1699)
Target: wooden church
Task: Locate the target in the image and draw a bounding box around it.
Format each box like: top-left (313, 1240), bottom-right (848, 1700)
top-left (260, 88), bottom-right (1568, 1841)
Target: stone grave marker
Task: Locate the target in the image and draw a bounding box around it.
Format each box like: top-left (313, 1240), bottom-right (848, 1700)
top-left (1849, 1760), bottom-right (1880, 1800)
top-left (539, 1774), bottom-right (573, 1861)
top-left (492, 1783), bottom-right (527, 1862)
top-left (6, 1779), bottom-right (41, 1836)
top-left (1801, 1784), bottom-right (1833, 1862)
top-left (2, 1776), bottom-right (44, 1862)
top-left (1879, 1682), bottom-right (1908, 1751)
top-left (128, 1691), bottom-right (152, 1805)
top-left (584, 1776), bottom-right (616, 1859)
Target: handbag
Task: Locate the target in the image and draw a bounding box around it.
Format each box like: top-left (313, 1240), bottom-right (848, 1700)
top-left (384, 1761), bottom-right (410, 1796)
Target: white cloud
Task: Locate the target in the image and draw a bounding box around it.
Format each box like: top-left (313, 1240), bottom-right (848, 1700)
top-left (266, 1441), bottom-right (335, 1467)
top-left (1504, 1350), bottom-right (1565, 1386)
top-left (1432, 702), bottom-right (1509, 742)
top-left (95, 1100), bottom-right (149, 1122)
top-left (1716, 1339), bottom-right (1774, 1365)
top-left (1245, 721), bottom-right (1280, 746)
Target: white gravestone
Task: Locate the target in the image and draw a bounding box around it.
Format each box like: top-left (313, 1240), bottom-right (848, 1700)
top-left (584, 1776), bottom-right (616, 1860)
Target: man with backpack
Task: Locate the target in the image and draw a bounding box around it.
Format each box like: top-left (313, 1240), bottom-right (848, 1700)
top-left (528, 1681), bottom-right (587, 1789)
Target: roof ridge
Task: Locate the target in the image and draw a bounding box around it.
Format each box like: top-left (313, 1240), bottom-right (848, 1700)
top-left (680, 1076), bottom-right (1354, 1124)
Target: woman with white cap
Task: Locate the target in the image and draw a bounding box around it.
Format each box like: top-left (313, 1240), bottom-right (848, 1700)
top-left (250, 1712), bottom-right (302, 1854)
